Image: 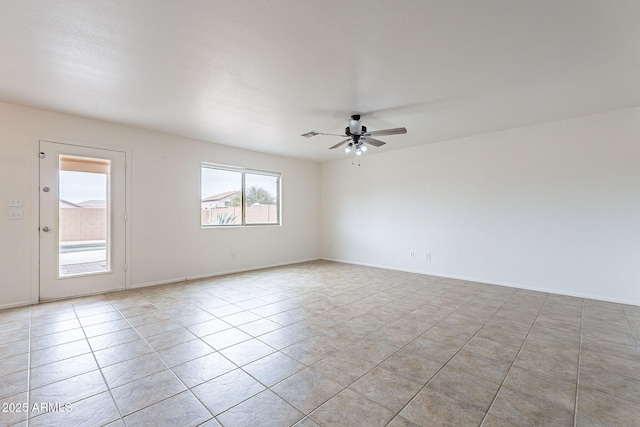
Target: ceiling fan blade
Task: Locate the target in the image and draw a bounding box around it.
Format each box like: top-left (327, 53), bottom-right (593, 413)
top-left (329, 139), bottom-right (351, 149)
top-left (366, 127), bottom-right (407, 137)
top-left (363, 137), bottom-right (386, 147)
top-left (301, 131), bottom-right (348, 138)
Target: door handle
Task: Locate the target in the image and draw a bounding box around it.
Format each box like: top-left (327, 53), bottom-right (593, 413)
top-left (42, 226), bottom-right (51, 232)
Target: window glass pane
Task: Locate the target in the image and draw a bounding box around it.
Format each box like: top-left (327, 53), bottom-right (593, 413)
top-left (201, 168), bottom-right (242, 225)
top-left (245, 173), bottom-right (279, 224)
top-left (58, 155), bottom-right (110, 277)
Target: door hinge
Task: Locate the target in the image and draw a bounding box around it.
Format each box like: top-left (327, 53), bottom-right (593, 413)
top-left (38, 152), bottom-right (46, 159)
top-left (124, 263), bottom-right (128, 272)
top-left (124, 162), bottom-right (127, 172)
top-left (123, 213), bottom-right (127, 221)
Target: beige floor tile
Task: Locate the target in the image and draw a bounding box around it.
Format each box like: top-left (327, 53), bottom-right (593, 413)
top-left (311, 350), bottom-right (375, 387)
top-left (191, 369), bottom-right (265, 414)
top-left (29, 328), bottom-right (86, 351)
top-left (379, 349), bottom-right (443, 386)
top-left (0, 353), bottom-right (29, 378)
top-left (579, 367), bottom-right (640, 403)
top-left (0, 391), bottom-right (28, 425)
top-left (29, 391), bottom-right (119, 427)
top-left (281, 336), bottom-right (340, 365)
top-left (576, 387), bottom-right (640, 426)
top-left (101, 352), bottom-right (167, 388)
top-left (582, 325), bottom-right (637, 347)
top-left (481, 414), bottom-right (518, 426)
top-left (0, 370), bottom-right (28, 400)
top-left (133, 318), bottom-right (184, 338)
top-left (143, 327), bottom-right (197, 351)
top-left (272, 367), bottom-right (344, 414)
top-left (513, 347), bottom-right (578, 383)
top-left (387, 415), bottom-right (420, 427)
top-left (502, 365), bottom-right (576, 411)
top-left (82, 319), bottom-right (131, 338)
top-left (489, 386), bottom-right (574, 426)
top-left (243, 351), bottom-right (306, 387)
top-left (520, 339), bottom-right (579, 364)
top-left (400, 387), bottom-right (485, 427)
top-left (173, 310), bottom-right (217, 326)
top-left (186, 318), bottom-right (232, 337)
top-left (580, 334), bottom-right (640, 362)
top-left (349, 367), bottom-right (422, 412)
top-left (122, 391), bottom-right (212, 427)
top-left (30, 370), bottom-right (107, 406)
top-left (341, 337), bottom-right (399, 365)
top-left (310, 388), bottom-right (394, 427)
top-left (427, 366), bottom-right (501, 412)
top-left (30, 353), bottom-right (98, 389)
top-left (3, 261), bottom-right (640, 426)
top-left (219, 338), bottom-right (275, 366)
top-left (93, 339), bottom-right (154, 368)
top-left (220, 310), bottom-right (262, 326)
top-left (257, 327), bottom-right (307, 349)
top-left (29, 319), bottom-right (81, 338)
top-left (446, 349), bottom-right (511, 384)
top-left (475, 324), bottom-right (528, 348)
top-left (87, 328), bottom-right (141, 352)
top-left (201, 328), bottom-right (252, 350)
top-left (579, 348), bottom-right (640, 380)
top-left (111, 369), bottom-right (185, 415)
top-left (172, 352), bottom-right (237, 388)
top-left (78, 311), bottom-right (123, 328)
top-left (30, 339), bottom-right (92, 367)
top-left (217, 390), bottom-right (303, 427)
top-left (293, 416), bottom-right (322, 427)
top-left (402, 335), bottom-right (460, 364)
top-left (157, 339), bottom-right (214, 367)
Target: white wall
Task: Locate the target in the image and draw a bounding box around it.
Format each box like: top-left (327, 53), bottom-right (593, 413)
top-left (0, 102), bottom-right (320, 308)
top-left (321, 107), bottom-right (640, 305)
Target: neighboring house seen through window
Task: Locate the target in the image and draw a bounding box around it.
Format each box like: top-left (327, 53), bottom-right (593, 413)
top-left (201, 164), bottom-right (280, 226)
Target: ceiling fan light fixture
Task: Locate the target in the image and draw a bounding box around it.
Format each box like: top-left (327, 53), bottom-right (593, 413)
top-left (356, 148), bottom-right (362, 156)
top-left (344, 146), bottom-right (351, 153)
top-left (361, 144), bottom-right (367, 152)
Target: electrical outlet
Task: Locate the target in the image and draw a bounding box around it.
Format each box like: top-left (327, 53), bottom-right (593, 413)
top-left (8, 209), bottom-right (24, 220)
top-left (410, 251), bottom-right (414, 258)
top-left (425, 252), bottom-right (431, 260)
top-left (231, 251), bottom-right (236, 258)
top-left (8, 197), bottom-right (23, 207)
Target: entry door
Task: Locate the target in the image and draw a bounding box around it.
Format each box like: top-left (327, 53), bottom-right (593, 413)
top-left (39, 141), bottom-right (126, 300)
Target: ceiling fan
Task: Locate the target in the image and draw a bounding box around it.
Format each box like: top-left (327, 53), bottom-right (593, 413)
top-left (301, 114), bottom-right (407, 155)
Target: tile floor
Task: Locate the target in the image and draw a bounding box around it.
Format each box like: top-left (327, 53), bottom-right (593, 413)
top-left (1, 260), bottom-right (639, 426)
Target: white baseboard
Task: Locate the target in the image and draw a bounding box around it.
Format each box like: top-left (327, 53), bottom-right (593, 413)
top-left (0, 300), bottom-right (34, 311)
top-left (320, 257), bottom-right (640, 307)
top-left (131, 258), bottom-right (321, 289)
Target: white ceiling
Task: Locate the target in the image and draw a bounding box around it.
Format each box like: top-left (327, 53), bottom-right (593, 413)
top-left (1, 1), bottom-right (639, 162)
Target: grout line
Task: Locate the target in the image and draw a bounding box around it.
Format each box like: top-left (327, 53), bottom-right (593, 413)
top-left (109, 299), bottom-right (217, 423)
top-left (72, 302), bottom-right (125, 423)
top-left (25, 306), bottom-right (32, 427)
top-left (573, 298), bottom-right (585, 427)
top-left (384, 296), bottom-right (511, 423)
top-left (478, 292), bottom-right (551, 426)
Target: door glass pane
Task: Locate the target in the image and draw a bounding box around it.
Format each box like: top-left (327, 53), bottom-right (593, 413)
top-left (58, 155), bottom-right (111, 277)
top-left (245, 173), bottom-right (279, 225)
top-left (201, 168), bottom-right (242, 226)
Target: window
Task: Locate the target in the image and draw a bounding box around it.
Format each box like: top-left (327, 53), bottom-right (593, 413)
top-left (201, 164), bottom-right (280, 226)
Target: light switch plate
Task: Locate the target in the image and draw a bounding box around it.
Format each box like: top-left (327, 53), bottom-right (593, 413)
top-left (9, 209), bottom-right (24, 220)
top-left (8, 197), bottom-right (23, 207)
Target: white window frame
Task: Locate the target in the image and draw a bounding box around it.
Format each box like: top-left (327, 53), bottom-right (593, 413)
top-left (201, 163), bottom-right (281, 227)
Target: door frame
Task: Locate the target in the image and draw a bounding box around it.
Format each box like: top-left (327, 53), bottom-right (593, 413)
top-left (31, 138), bottom-right (132, 303)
